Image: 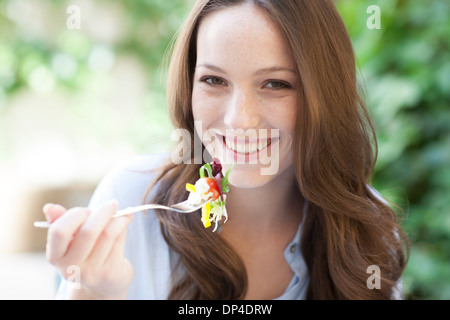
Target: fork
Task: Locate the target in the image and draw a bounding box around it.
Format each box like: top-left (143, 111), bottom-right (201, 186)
top-left (33, 199), bottom-right (210, 229)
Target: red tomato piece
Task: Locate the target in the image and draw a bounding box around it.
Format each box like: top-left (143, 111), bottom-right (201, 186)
top-left (203, 177), bottom-right (220, 201)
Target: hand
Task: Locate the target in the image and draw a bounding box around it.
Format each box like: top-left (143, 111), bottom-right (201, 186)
top-left (43, 200), bottom-right (134, 299)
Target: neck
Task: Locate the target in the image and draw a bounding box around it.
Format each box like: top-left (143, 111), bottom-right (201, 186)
top-left (223, 165), bottom-right (304, 232)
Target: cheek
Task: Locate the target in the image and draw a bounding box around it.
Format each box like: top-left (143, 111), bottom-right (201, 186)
top-left (265, 97), bottom-right (297, 136)
top-left (192, 86), bottom-right (217, 125)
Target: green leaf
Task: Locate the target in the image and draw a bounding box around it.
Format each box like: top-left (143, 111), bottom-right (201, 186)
top-left (221, 164), bottom-right (235, 193)
top-left (200, 163), bottom-right (213, 178)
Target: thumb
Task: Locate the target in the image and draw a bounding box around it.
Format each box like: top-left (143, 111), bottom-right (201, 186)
top-left (42, 203), bottom-right (67, 223)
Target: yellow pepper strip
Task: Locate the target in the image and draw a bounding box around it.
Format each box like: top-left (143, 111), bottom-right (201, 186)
top-left (186, 183), bottom-right (196, 193)
top-left (201, 202), bottom-right (211, 228)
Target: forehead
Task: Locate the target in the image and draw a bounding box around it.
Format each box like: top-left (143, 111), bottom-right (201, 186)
top-left (195, 3), bottom-right (295, 70)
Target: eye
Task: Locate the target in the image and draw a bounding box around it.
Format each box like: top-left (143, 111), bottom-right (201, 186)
top-left (201, 76), bottom-right (227, 86)
top-left (264, 80), bottom-right (291, 90)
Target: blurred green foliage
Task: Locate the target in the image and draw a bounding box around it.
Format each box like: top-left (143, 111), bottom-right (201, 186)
top-left (0, 0), bottom-right (193, 97)
top-left (0, 0), bottom-right (448, 299)
top-left (0, 0), bottom-right (194, 159)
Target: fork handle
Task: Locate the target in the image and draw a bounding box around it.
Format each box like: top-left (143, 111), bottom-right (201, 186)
top-left (112, 204), bottom-right (172, 218)
top-left (33, 204), bottom-right (171, 228)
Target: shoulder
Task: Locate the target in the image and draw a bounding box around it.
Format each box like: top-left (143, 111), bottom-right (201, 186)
top-left (88, 153), bottom-right (171, 210)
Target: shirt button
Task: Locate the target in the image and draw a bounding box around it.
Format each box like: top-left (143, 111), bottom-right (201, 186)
top-left (289, 244), bottom-right (297, 253)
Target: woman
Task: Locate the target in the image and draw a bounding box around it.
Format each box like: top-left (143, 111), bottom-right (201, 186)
top-left (44, 0), bottom-right (408, 299)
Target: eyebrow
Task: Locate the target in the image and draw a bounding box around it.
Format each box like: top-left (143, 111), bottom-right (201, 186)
top-left (196, 64), bottom-right (297, 76)
top-left (254, 66), bottom-right (297, 76)
top-left (196, 64), bottom-right (227, 74)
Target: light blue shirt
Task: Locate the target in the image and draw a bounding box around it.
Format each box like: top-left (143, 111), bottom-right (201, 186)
top-left (55, 153), bottom-right (310, 299)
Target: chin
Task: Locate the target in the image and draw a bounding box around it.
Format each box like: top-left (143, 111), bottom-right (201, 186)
top-left (227, 165), bottom-right (273, 189)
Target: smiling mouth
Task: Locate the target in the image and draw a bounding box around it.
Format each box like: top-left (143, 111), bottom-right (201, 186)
top-left (221, 135), bottom-right (277, 154)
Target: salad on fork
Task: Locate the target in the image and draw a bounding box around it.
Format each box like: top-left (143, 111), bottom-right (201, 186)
top-left (185, 158), bottom-right (233, 232)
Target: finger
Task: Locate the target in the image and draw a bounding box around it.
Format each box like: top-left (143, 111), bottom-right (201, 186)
top-left (43, 203), bottom-right (67, 223)
top-left (63, 200), bottom-right (119, 264)
top-left (46, 207), bottom-right (90, 266)
top-left (101, 226), bottom-right (133, 284)
top-left (85, 215), bottom-right (133, 268)
top-left (105, 225), bottom-right (130, 267)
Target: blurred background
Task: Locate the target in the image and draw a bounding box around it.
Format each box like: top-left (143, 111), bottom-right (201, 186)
top-left (0, 0), bottom-right (448, 299)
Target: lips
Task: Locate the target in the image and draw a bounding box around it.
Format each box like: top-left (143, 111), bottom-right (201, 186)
top-left (221, 135), bottom-right (276, 155)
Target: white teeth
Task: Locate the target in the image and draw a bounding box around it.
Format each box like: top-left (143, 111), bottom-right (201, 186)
top-left (225, 138), bottom-right (235, 151)
top-left (257, 140), bottom-right (265, 151)
top-left (225, 137), bottom-right (270, 154)
top-left (236, 142), bottom-right (245, 153)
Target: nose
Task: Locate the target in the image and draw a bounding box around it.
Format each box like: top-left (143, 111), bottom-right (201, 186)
top-left (223, 87), bottom-right (261, 130)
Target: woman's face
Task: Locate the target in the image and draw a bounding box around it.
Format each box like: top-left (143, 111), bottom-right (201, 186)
top-left (192, 3), bottom-right (299, 188)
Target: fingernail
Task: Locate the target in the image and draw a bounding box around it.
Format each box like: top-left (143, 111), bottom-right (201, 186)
top-left (42, 203), bottom-right (54, 213)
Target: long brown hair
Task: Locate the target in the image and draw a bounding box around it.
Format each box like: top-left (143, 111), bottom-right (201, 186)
top-left (147, 0), bottom-right (409, 299)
